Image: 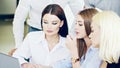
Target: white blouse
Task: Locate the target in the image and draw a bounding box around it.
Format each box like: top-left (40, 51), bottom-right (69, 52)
top-left (13, 31), bottom-right (71, 68)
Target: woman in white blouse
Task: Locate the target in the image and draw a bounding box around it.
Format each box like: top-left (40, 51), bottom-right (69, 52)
top-left (13, 4), bottom-right (71, 68)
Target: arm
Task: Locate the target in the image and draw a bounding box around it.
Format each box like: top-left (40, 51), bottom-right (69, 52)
top-left (100, 61), bottom-right (107, 68)
top-left (13, 0), bottom-right (31, 48)
top-left (22, 63), bottom-right (52, 68)
top-left (13, 33), bottom-right (31, 65)
top-left (81, 48), bottom-right (102, 68)
top-left (72, 61), bottom-right (81, 68)
top-left (68, 0), bottom-right (84, 34)
top-left (66, 35), bottom-right (81, 68)
top-left (52, 57), bottom-right (72, 68)
top-left (69, 0), bottom-right (84, 15)
top-left (21, 57), bottom-right (72, 68)
top-left (13, 32), bottom-right (51, 68)
top-left (84, 0), bottom-right (102, 8)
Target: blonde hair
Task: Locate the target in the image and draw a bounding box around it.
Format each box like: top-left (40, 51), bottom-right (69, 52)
top-left (92, 11), bottom-right (120, 63)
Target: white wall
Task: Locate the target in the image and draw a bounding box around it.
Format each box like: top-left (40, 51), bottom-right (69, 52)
top-left (0, 0), bottom-right (16, 14)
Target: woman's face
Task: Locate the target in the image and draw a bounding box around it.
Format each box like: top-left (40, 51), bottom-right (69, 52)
top-left (89, 23), bottom-right (100, 47)
top-left (75, 15), bottom-right (87, 39)
top-left (42, 14), bottom-right (63, 36)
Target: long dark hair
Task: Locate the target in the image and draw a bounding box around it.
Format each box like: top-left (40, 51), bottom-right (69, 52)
top-left (41, 4), bottom-right (68, 37)
top-left (77, 8), bottom-right (98, 59)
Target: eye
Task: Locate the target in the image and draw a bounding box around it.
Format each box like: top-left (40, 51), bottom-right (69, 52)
top-left (79, 24), bottom-right (83, 26)
top-left (52, 22), bottom-right (57, 25)
top-left (43, 21), bottom-right (48, 24)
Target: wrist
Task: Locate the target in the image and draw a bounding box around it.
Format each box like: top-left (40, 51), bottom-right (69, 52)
top-left (71, 50), bottom-right (78, 56)
top-left (21, 63), bottom-right (27, 68)
top-left (71, 57), bottom-right (80, 63)
top-left (71, 52), bottom-right (79, 58)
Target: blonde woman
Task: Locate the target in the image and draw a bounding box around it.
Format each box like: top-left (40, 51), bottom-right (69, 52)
top-left (89, 11), bottom-right (120, 68)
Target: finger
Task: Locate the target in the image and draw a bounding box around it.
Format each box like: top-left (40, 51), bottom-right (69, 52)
top-left (34, 64), bottom-right (40, 68)
top-left (67, 35), bottom-right (73, 41)
top-left (31, 64), bottom-right (37, 68)
top-left (73, 37), bottom-right (77, 42)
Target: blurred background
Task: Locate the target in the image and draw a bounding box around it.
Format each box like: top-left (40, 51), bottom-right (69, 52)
top-left (0, 0), bottom-right (17, 54)
top-left (0, 0), bottom-right (28, 54)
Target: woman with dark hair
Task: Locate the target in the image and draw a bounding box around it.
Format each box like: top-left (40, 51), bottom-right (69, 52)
top-left (13, 4), bottom-right (71, 68)
top-left (41, 4), bottom-right (68, 37)
top-left (66, 8), bottom-right (102, 68)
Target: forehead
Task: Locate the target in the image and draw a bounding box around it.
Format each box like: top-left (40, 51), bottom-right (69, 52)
top-left (76, 15), bottom-right (84, 23)
top-left (76, 15), bottom-right (83, 20)
top-left (43, 14), bottom-right (60, 21)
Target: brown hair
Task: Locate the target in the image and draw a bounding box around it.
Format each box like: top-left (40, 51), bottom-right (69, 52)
top-left (77, 8), bottom-right (98, 59)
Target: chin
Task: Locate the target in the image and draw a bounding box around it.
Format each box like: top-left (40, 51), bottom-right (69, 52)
top-left (46, 33), bottom-right (53, 36)
top-left (93, 43), bottom-right (99, 47)
top-left (76, 36), bottom-right (82, 39)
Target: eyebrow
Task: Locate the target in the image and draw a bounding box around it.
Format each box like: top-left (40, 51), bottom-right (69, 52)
top-left (42, 19), bottom-right (47, 21)
top-left (52, 20), bottom-right (60, 23)
top-left (77, 21), bottom-right (83, 22)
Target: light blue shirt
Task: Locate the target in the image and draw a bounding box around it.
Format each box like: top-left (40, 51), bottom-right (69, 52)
top-left (54, 45), bottom-right (102, 68)
top-left (80, 46), bottom-right (102, 68)
top-left (52, 57), bottom-right (72, 68)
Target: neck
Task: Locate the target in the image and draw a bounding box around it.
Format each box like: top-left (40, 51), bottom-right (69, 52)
top-left (84, 36), bottom-right (91, 49)
top-left (45, 34), bottom-right (60, 51)
top-left (45, 34), bottom-right (59, 42)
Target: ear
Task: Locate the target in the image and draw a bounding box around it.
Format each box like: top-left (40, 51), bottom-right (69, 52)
top-left (60, 20), bottom-right (64, 27)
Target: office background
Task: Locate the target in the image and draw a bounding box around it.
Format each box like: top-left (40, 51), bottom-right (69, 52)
top-left (0, 0), bottom-right (28, 54)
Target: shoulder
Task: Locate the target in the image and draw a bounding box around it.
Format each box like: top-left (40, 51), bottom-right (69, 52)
top-left (60, 36), bottom-right (66, 41)
top-left (27, 31), bottom-right (44, 37)
top-left (25, 31), bottom-right (45, 41)
top-left (60, 36), bottom-right (66, 44)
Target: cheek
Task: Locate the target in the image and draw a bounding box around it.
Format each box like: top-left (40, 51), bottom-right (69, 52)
top-left (92, 33), bottom-right (100, 45)
top-left (81, 28), bottom-right (87, 36)
top-left (42, 23), bottom-right (48, 27)
top-left (52, 25), bottom-right (61, 32)
top-left (42, 25), bottom-right (47, 30)
top-left (77, 30), bottom-right (87, 38)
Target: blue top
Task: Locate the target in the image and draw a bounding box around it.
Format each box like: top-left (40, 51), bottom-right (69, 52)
top-left (80, 46), bottom-right (102, 68)
top-left (53, 46), bottom-right (102, 68)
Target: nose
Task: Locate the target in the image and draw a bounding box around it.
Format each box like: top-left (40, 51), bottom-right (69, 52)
top-left (47, 23), bottom-right (52, 28)
top-left (75, 23), bottom-right (79, 30)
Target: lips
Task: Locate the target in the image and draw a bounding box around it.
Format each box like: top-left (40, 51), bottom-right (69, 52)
top-left (75, 31), bottom-right (79, 35)
top-left (47, 30), bottom-right (53, 33)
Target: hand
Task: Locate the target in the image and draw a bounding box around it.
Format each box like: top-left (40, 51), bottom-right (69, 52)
top-left (66, 35), bottom-right (78, 56)
top-left (8, 48), bottom-right (17, 56)
top-left (22, 63), bottom-right (39, 68)
top-left (22, 63), bottom-right (52, 68)
top-left (38, 64), bottom-right (52, 68)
